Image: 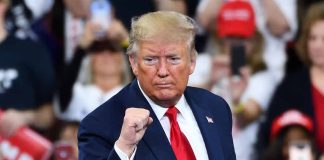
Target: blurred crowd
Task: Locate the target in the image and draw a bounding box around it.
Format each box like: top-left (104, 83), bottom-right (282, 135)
top-left (0, 0), bottom-right (323, 159)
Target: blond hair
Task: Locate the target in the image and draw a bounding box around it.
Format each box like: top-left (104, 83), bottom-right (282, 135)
top-left (127, 11), bottom-right (198, 57)
top-left (296, 2), bottom-right (324, 66)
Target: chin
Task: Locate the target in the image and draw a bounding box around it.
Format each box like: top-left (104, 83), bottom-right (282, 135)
top-left (154, 91), bottom-right (180, 104)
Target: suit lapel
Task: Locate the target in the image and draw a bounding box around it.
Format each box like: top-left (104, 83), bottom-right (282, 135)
top-left (141, 116), bottom-right (176, 160)
top-left (128, 80), bottom-right (226, 159)
top-left (128, 80), bottom-right (176, 160)
top-left (185, 90), bottom-right (225, 160)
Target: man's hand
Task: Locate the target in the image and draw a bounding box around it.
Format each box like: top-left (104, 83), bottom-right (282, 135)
top-left (116, 108), bottom-right (153, 158)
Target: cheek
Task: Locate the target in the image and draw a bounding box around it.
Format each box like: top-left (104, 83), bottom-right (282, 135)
top-left (0, 5), bottom-right (8, 15)
top-left (307, 43), bottom-right (324, 63)
top-left (282, 145), bottom-right (289, 159)
top-left (114, 55), bottom-right (124, 65)
top-left (91, 57), bottom-right (98, 68)
top-left (308, 40), bottom-right (314, 51)
top-left (138, 64), bottom-right (156, 77)
top-left (245, 43), bottom-right (254, 55)
top-left (170, 65), bottom-right (191, 82)
top-left (93, 56), bottom-right (104, 66)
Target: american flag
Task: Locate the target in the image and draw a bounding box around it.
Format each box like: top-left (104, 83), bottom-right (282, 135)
top-left (206, 116), bottom-right (214, 123)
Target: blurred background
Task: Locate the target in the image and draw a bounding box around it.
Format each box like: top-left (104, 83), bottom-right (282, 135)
top-left (0, 0), bottom-right (323, 159)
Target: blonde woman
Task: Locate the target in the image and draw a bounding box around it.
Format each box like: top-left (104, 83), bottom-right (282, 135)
top-left (57, 20), bottom-right (130, 122)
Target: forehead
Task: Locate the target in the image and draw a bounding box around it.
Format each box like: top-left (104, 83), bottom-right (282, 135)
top-left (310, 21), bottom-right (324, 34)
top-left (0, 0), bottom-right (9, 5)
top-left (138, 39), bottom-right (188, 54)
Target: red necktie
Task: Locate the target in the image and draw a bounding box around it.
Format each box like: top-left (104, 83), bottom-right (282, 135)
top-left (166, 106), bottom-right (196, 160)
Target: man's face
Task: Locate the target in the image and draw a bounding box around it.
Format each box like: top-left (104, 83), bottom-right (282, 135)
top-left (129, 40), bottom-right (196, 106)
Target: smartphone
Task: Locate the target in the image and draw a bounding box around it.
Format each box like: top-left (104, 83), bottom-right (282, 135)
top-left (54, 141), bottom-right (75, 160)
top-left (230, 43), bottom-right (246, 76)
top-left (289, 141), bottom-right (312, 160)
top-left (90, 0), bottom-right (112, 38)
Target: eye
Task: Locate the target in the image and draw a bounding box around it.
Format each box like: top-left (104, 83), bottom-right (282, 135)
top-left (309, 34), bottom-right (317, 41)
top-left (168, 56), bottom-right (181, 64)
top-left (143, 57), bottom-right (158, 65)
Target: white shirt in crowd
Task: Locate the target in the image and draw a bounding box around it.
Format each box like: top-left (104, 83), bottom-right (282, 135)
top-left (114, 81), bottom-right (209, 160)
top-left (65, 11), bottom-right (85, 62)
top-left (233, 70), bottom-right (277, 160)
top-left (59, 83), bottom-right (123, 122)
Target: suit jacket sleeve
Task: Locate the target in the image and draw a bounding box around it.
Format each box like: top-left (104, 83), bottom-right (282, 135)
top-left (78, 115), bottom-right (121, 160)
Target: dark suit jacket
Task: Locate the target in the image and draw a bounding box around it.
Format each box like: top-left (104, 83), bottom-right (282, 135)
top-left (78, 80), bottom-right (236, 160)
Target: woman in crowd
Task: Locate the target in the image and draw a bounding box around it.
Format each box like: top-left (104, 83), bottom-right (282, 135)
top-left (57, 20), bottom-right (130, 122)
top-left (257, 1), bottom-right (324, 157)
top-left (53, 18), bottom-right (130, 159)
top-left (196, 0), bottom-right (297, 82)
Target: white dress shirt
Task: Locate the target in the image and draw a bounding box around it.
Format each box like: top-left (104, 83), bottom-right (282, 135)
top-left (114, 81), bottom-right (209, 160)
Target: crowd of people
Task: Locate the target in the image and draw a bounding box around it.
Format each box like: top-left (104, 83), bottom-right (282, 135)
top-left (0, 0), bottom-right (323, 159)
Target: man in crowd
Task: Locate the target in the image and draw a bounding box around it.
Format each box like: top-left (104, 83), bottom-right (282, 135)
top-left (78, 11), bottom-right (236, 160)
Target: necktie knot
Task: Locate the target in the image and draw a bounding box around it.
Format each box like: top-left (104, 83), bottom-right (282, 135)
top-left (166, 106), bottom-right (178, 122)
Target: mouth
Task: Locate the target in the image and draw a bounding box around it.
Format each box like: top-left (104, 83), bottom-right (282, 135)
top-left (155, 83), bottom-right (173, 88)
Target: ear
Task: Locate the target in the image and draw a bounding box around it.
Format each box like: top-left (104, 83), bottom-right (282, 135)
top-left (129, 54), bottom-right (138, 76)
top-left (189, 52), bottom-right (196, 75)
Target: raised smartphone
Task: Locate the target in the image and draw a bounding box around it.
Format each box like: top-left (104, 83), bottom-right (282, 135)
top-left (230, 43), bottom-right (246, 76)
top-left (289, 140), bottom-right (312, 160)
top-left (90, 0), bottom-right (112, 38)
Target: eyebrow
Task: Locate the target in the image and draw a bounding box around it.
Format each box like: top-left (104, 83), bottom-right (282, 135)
top-left (145, 48), bottom-right (159, 53)
top-left (166, 53), bottom-right (179, 57)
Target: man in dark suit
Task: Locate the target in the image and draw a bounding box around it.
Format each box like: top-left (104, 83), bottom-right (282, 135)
top-left (78, 11), bottom-right (236, 160)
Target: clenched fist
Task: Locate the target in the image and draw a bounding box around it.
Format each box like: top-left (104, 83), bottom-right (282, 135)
top-left (116, 108), bottom-right (153, 157)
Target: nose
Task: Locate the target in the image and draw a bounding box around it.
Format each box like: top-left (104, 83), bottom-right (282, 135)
top-left (311, 37), bottom-right (324, 52)
top-left (157, 59), bottom-right (169, 78)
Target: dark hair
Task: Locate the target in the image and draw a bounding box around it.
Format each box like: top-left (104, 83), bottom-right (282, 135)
top-left (87, 38), bottom-right (124, 53)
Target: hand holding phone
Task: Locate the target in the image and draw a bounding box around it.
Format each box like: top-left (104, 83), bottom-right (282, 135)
top-left (90, 0), bottom-right (112, 38)
top-left (230, 43), bottom-right (246, 76)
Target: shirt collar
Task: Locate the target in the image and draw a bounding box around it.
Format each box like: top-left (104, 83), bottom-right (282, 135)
top-left (137, 81), bottom-right (187, 121)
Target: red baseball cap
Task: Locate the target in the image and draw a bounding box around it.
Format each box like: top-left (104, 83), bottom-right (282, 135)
top-left (270, 110), bottom-right (313, 140)
top-left (216, 0), bottom-right (255, 38)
